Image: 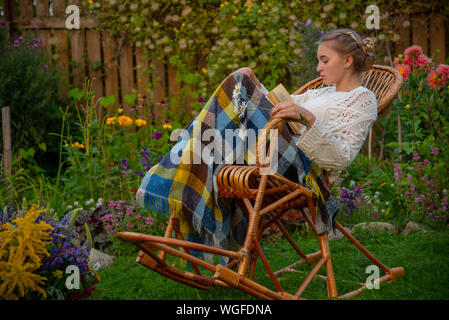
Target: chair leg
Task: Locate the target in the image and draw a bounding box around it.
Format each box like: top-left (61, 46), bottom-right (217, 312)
top-left (318, 233), bottom-right (338, 298)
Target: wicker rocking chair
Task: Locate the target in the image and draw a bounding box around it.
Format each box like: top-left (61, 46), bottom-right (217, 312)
top-left (117, 65), bottom-right (405, 300)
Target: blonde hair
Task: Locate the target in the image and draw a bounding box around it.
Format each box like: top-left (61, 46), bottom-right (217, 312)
top-left (317, 28), bottom-right (375, 73)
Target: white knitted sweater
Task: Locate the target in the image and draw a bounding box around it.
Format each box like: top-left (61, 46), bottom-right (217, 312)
top-left (260, 83), bottom-right (378, 185)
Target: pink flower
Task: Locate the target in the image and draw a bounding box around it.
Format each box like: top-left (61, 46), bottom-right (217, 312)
top-left (106, 225), bottom-right (112, 231)
top-left (108, 200), bottom-right (115, 207)
top-left (407, 174), bottom-right (413, 182)
top-left (404, 45), bottom-right (423, 58)
top-left (427, 180), bottom-right (434, 187)
top-left (135, 214), bottom-right (142, 220)
top-left (125, 210), bottom-right (133, 216)
top-left (412, 150), bottom-right (420, 161)
top-left (416, 54), bottom-right (432, 71)
top-left (127, 222), bottom-right (133, 228)
top-left (405, 191), bottom-right (410, 196)
top-left (364, 181), bottom-right (371, 186)
top-left (423, 159), bottom-right (430, 165)
top-left (410, 184), bottom-right (416, 192)
top-left (417, 164), bottom-right (423, 171)
top-left (144, 217), bottom-right (154, 226)
top-left (393, 172), bottom-right (400, 181)
top-left (435, 64), bottom-right (449, 80)
top-left (372, 212), bottom-right (379, 219)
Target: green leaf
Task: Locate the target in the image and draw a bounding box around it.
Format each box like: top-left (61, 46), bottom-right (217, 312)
top-left (38, 142), bottom-right (47, 152)
top-left (99, 94), bottom-right (116, 108)
top-left (67, 88), bottom-right (86, 101)
top-left (124, 93), bottom-right (137, 105)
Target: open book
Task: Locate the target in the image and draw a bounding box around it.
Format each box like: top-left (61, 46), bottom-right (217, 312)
top-left (264, 83), bottom-right (307, 136)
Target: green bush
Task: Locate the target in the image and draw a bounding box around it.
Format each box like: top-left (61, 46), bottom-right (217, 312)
top-left (0, 26), bottom-right (63, 177)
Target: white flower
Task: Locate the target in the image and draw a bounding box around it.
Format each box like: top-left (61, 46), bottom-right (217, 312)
top-left (86, 199), bottom-right (95, 206)
top-left (49, 208), bottom-right (55, 214)
top-left (442, 189), bottom-right (447, 195)
top-left (339, 12), bottom-right (347, 19)
top-left (390, 184), bottom-right (395, 187)
top-left (93, 262), bottom-right (101, 271)
top-left (351, 21), bottom-right (359, 29)
top-left (66, 205), bottom-right (73, 210)
top-left (381, 209), bottom-right (385, 213)
top-left (350, 180), bottom-right (355, 188)
top-left (402, 20), bottom-right (410, 28)
top-left (385, 201), bottom-right (390, 206)
top-left (73, 201), bottom-right (79, 206)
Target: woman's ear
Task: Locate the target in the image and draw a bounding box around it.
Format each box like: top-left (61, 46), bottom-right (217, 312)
top-left (344, 54), bottom-right (354, 69)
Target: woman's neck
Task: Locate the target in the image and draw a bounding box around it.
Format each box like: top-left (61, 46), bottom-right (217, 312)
top-left (335, 74), bottom-right (362, 92)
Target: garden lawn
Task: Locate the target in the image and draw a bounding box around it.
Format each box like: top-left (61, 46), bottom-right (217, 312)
top-left (91, 228), bottom-right (449, 300)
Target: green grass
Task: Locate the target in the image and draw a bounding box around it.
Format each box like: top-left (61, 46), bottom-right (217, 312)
top-left (91, 228), bottom-right (449, 300)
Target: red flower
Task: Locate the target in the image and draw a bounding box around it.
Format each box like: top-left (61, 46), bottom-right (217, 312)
top-left (427, 71), bottom-right (446, 89)
top-left (395, 64), bottom-right (411, 80)
top-left (131, 188), bottom-right (138, 195)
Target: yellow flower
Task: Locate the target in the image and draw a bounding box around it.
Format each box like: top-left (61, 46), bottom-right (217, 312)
top-left (162, 124), bottom-right (172, 129)
top-left (88, 0), bottom-right (93, 4)
top-left (117, 115), bottom-right (134, 127)
top-left (173, 27), bottom-right (178, 33)
top-left (135, 119), bottom-right (147, 127)
top-left (232, 15), bottom-right (236, 19)
top-left (106, 117), bottom-right (117, 125)
top-left (118, 108), bottom-right (123, 114)
top-left (404, 104), bottom-right (410, 109)
top-left (52, 270), bottom-right (63, 279)
top-left (216, 20), bottom-right (220, 24)
top-left (201, 68), bottom-right (207, 74)
top-left (71, 142), bottom-right (85, 149)
top-left (235, 9), bottom-right (239, 14)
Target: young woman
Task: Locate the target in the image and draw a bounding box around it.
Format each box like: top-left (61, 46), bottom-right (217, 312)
top-left (136, 28), bottom-right (377, 254)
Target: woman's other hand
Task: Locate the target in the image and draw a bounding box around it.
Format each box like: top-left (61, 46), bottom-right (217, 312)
top-left (270, 101), bottom-right (316, 127)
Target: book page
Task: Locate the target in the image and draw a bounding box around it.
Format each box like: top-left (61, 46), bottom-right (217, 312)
top-left (266, 84), bottom-right (306, 136)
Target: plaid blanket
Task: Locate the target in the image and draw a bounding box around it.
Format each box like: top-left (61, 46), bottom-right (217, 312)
top-left (136, 71), bottom-right (339, 261)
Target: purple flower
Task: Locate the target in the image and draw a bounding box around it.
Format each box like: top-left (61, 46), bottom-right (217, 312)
top-left (198, 96), bottom-right (205, 102)
top-left (135, 170), bottom-right (144, 177)
top-left (431, 146), bottom-right (439, 155)
top-left (33, 25), bottom-right (39, 30)
top-left (427, 180), bottom-right (434, 187)
top-left (423, 159), bottom-right (430, 165)
top-left (410, 184), bottom-right (416, 192)
top-left (293, 22), bottom-right (298, 28)
top-left (407, 174), bottom-right (413, 182)
top-left (372, 211), bottom-right (379, 219)
top-left (152, 131), bottom-right (162, 139)
top-left (120, 159), bottom-right (130, 170)
top-left (305, 19), bottom-right (312, 26)
top-left (412, 150), bottom-right (420, 161)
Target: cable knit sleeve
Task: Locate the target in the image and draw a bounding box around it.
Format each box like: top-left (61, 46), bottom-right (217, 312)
top-left (295, 89), bottom-right (377, 172)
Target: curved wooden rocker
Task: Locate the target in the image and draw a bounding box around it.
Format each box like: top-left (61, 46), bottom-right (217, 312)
top-left (117, 65), bottom-right (405, 300)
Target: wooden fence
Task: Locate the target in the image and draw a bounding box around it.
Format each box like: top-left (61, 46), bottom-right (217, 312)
top-left (0, 1), bottom-right (448, 158)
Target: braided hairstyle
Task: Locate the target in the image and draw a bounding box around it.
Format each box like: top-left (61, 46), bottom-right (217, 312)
top-left (316, 28), bottom-right (375, 73)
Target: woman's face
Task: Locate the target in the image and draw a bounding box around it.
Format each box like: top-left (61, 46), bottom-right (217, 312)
top-left (316, 41), bottom-right (351, 86)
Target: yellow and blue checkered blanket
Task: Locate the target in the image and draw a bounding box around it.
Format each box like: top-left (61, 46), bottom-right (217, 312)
top-left (136, 71), bottom-right (339, 260)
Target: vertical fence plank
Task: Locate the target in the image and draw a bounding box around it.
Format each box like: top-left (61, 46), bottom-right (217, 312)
top-left (86, 30), bottom-right (104, 118)
top-left (102, 32), bottom-right (119, 113)
top-left (394, 15), bottom-right (411, 56)
top-left (39, 29), bottom-right (52, 58)
top-left (35, 0), bottom-right (49, 17)
top-left (53, 29), bottom-right (70, 98)
top-left (151, 56), bottom-right (166, 122)
top-left (430, 16), bottom-right (446, 65)
top-left (70, 29), bottom-right (86, 88)
top-left (118, 41), bottom-right (134, 115)
top-left (52, 0), bottom-right (65, 16)
top-left (19, 0), bottom-right (33, 17)
top-left (135, 47), bottom-right (150, 118)
top-left (412, 13), bottom-right (428, 55)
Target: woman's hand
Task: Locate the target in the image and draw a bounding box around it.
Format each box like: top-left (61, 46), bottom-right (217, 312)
top-left (270, 101), bottom-right (316, 127)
